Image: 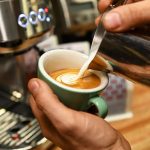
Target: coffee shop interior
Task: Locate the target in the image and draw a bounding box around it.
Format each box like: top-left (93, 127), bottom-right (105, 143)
top-left (0, 0), bottom-right (150, 150)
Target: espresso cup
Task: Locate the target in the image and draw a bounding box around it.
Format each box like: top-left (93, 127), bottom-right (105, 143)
top-left (38, 49), bottom-right (109, 118)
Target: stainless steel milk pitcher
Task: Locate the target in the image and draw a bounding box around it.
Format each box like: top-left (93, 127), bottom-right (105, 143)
top-left (90, 25), bottom-right (150, 86)
top-left (88, 0), bottom-right (150, 86)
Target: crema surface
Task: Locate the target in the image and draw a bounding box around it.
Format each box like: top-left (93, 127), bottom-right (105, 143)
top-left (49, 69), bottom-right (101, 89)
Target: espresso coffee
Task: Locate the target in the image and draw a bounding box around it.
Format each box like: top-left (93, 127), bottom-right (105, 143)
top-left (49, 68), bottom-right (101, 89)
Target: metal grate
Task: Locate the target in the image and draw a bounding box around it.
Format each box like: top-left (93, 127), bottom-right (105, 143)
top-left (0, 108), bottom-right (46, 150)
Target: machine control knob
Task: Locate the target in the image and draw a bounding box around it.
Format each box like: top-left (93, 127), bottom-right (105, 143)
top-left (18, 14), bottom-right (28, 28)
top-left (38, 8), bottom-right (46, 21)
top-left (29, 11), bottom-right (38, 25)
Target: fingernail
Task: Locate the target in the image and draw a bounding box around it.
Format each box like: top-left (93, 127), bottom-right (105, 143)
top-left (29, 80), bottom-right (39, 93)
top-left (103, 12), bottom-right (122, 29)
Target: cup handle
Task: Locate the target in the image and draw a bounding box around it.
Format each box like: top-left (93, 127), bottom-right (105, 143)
top-left (88, 97), bottom-right (108, 118)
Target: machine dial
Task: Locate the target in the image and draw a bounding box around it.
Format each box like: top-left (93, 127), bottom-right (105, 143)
top-left (38, 8), bottom-right (46, 21)
top-left (18, 14), bottom-right (28, 28)
top-left (29, 11), bottom-right (38, 25)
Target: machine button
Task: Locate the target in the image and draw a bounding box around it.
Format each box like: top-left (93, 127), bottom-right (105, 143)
top-left (29, 11), bottom-right (38, 25)
top-left (38, 8), bottom-right (46, 21)
top-left (46, 16), bottom-right (51, 22)
top-left (18, 14), bottom-right (28, 28)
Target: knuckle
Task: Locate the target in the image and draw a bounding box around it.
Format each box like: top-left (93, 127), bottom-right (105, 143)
top-left (57, 118), bottom-right (77, 135)
top-left (120, 4), bottom-right (139, 22)
top-left (33, 92), bottom-right (47, 109)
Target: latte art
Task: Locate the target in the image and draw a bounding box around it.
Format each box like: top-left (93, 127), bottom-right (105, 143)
top-left (56, 73), bottom-right (77, 85)
top-left (49, 69), bottom-right (101, 89)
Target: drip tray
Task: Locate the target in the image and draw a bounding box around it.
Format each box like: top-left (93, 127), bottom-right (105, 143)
top-left (0, 95), bottom-right (46, 150)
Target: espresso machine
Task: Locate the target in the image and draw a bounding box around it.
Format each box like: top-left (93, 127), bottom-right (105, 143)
top-left (0, 0), bottom-right (54, 149)
top-left (0, 0), bottom-right (54, 100)
top-left (51, 0), bottom-right (98, 33)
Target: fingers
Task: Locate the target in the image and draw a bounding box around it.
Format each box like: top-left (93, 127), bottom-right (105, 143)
top-left (28, 78), bottom-right (86, 147)
top-left (103, 0), bottom-right (150, 32)
top-left (98, 0), bottom-right (112, 13)
top-left (30, 96), bottom-right (67, 147)
top-left (97, 0), bottom-right (150, 32)
top-left (29, 96), bottom-right (59, 140)
top-left (98, 0), bottom-right (142, 13)
top-left (28, 78), bottom-right (73, 126)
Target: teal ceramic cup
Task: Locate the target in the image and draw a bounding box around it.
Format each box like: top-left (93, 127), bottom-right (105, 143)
top-left (38, 49), bottom-right (109, 118)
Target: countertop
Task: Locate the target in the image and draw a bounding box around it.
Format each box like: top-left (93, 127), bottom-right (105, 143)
top-left (34, 83), bottom-right (150, 150)
top-left (111, 83), bottom-right (150, 150)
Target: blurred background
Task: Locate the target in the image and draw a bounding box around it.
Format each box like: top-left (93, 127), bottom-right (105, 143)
top-left (0, 0), bottom-right (150, 150)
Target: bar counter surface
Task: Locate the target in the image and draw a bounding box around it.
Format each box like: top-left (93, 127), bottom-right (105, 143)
top-left (33, 83), bottom-right (150, 150)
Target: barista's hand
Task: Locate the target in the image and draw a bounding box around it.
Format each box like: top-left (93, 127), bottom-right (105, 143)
top-left (28, 78), bottom-right (131, 150)
top-left (96, 0), bottom-right (150, 32)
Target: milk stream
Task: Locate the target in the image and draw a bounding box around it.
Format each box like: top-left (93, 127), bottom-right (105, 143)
top-left (75, 44), bottom-right (99, 80)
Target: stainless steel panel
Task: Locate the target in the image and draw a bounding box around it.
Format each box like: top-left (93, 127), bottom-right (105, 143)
top-left (0, 0), bottom-right (54, 46)
top-left (0, 0), bottom-right (21, 43)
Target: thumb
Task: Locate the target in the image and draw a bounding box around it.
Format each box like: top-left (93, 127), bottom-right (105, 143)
top-left (28, 78), bottom-right (71, 123)
top-left (103, 0), bottom-right (150, 32)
